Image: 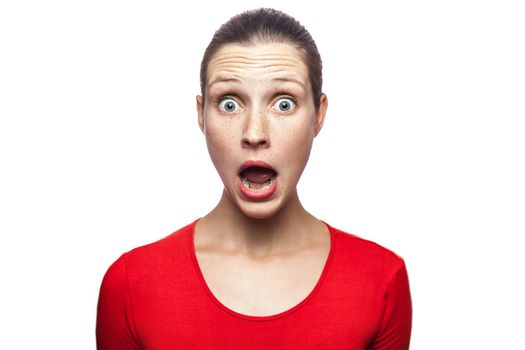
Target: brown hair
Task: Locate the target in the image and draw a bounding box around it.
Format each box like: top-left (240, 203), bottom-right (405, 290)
top-left (199, 8), bottom-right (323, 110)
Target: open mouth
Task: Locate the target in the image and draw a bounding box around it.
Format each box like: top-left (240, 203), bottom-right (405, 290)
top-left (237, 161), bottom-right (279, 200)
top-left (239, 166), bottom-right (277, 191)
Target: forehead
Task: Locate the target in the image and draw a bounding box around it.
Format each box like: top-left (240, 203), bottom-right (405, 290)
top-left (206, 42), bottom-right (310, 91)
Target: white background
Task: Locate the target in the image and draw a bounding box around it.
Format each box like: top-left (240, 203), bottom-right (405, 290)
top-left (1, 0), bottom-right (524, 349)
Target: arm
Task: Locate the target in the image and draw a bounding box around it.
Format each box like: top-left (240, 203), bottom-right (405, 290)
top-left (369, 259), bottom-right (413, 350)
top-left (96, 254), bottom-right (141, 350)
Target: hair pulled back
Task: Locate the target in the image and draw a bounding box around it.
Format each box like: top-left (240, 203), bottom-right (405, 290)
top-left (199, 8), bottom-right (323, 110)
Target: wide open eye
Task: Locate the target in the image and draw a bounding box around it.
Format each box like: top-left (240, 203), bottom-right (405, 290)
top-left (218, 98), bottom-right (239, 113)
top-left (273, 97), bottom-right (296, 112)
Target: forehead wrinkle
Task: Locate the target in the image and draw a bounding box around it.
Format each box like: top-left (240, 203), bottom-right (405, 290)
top-left (208, 62), bottom-right (307, 81)
top-left (210, 64), bottom-right (302, 72)
top-left (207, 46), bottom-right (309, 91)
top-left (209, 53), bottom-right (305, 68)
top-left (208, 67), bottom-right (308, 90)
top-left (210, 57), bottom-right (306, 68)
top-left (211, 53), bottom-right (303, 62)
top-left (209, 71), bottom-right (307, 89)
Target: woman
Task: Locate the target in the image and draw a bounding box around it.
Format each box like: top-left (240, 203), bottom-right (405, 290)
top-left (96, 8), bottom-right (412, 349)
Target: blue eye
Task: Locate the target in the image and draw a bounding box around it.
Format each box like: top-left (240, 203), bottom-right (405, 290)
top-left (274, 98), bottom-right (295, 112)
top-left (219, 98), bottom-right (238, 112)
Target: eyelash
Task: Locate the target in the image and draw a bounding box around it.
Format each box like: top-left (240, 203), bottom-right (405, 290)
top-left (277, 95), bottom-right (298, 105)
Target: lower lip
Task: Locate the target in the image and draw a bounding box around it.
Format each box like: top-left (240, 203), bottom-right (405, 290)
top-left (237, 175), bottom-right (278, 201)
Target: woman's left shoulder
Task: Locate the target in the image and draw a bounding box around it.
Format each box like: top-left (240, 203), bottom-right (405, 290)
top-left (325, 222), bottom-right (406, 271)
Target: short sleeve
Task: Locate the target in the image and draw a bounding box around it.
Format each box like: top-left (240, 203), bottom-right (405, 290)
top-left (96, 254), bottom-right (140, 350)
top-left (369, 259), bottom-right (413, 349)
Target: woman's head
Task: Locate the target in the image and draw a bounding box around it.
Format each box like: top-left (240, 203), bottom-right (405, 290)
top-left (196, 8), bottom-right (328, 220)
top-left (200, 8), bottom-right (323, 111)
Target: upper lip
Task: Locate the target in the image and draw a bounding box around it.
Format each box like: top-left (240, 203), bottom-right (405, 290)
top-left (238, 160), bottom-right (277, 175)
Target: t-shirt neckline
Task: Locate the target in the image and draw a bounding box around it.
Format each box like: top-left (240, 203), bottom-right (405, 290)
top-left (187, 217), bottom-right (336, 322)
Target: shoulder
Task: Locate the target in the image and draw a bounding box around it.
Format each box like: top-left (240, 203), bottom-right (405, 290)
top-left (124, 219), bottom-right (196, 262)
top-left (325, 222), bottom-right (407, 280)
top-left (103, 219), bottom-right (198, 282)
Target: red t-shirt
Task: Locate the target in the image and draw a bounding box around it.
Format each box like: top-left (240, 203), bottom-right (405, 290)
top-left (96, 219), bottom-right (412, 349)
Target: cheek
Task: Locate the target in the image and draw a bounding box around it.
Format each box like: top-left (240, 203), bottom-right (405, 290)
top-left (276, 121), bottom-right (315, 169)
top-left (204, 119), bottom-right (238, 170)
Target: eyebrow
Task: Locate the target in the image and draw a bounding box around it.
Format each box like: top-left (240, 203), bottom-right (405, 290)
top-left (209, 77), bottom-right (240, 87)
top-left (271, 77), bottom-right (305, 89)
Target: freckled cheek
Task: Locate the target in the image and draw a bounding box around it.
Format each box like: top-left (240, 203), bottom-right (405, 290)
top-left (275, 123), bottom-right (315, 174)
top-left (204, 120), bottom-right (240, 174)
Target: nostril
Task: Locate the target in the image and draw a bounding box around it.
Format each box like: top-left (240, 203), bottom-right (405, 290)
top-left (242, 137), bottom-right (268, 148)
top-left (242, 113), bottom-right (270, 147)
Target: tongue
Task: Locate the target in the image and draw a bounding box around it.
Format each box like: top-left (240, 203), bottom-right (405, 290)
top-left (242, 166), bottom-right (275, 184)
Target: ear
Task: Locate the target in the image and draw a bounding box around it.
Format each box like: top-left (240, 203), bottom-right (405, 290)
top-left (196, 95), bottom-right (205, 134)
top-left (314, 93), bottom-right (328, 137)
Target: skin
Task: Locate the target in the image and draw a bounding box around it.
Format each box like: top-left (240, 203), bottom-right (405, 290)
top-left (194, 41), bottom-right (330, 316)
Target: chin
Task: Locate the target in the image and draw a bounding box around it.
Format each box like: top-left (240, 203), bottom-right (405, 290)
top-left (236, 200), bottom-right (282, 220)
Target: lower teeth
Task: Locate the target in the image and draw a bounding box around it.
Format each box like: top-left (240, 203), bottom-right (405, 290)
top-left (241, 176), bottom-right (274, 190)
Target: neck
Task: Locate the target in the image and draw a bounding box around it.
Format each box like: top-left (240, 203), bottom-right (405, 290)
top-left (197, 189), bottom-right (323, 259)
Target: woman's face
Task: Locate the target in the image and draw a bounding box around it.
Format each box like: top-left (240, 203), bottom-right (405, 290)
top-left (196, 41), bottom-right (327, 219)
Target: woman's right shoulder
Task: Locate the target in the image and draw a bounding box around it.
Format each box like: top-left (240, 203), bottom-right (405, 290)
top-left (102, 219), bottom-right (198, 279)
top-left (129, 219), bottom-right (196, 256)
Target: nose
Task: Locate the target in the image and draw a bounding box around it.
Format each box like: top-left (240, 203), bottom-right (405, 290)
top-left (241, 108), bottom-right (270, 149)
